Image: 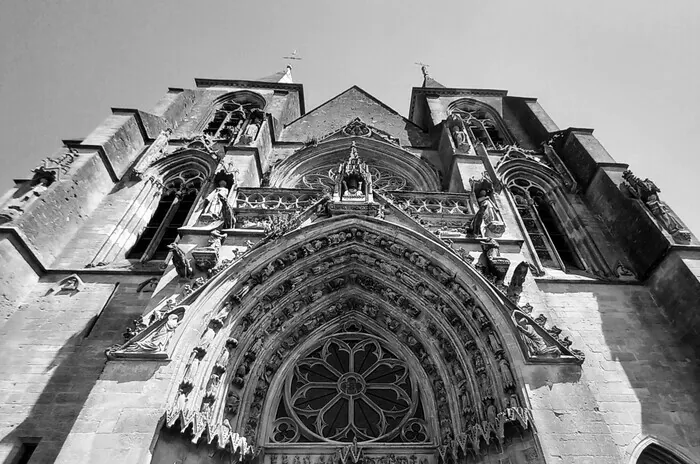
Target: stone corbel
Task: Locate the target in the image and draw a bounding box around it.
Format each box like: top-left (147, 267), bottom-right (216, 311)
top-left (192, 230), bottom-right (228, 271)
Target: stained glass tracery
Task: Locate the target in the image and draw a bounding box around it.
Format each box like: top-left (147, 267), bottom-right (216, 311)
top-left (270, 331), bottom-right (429, 444)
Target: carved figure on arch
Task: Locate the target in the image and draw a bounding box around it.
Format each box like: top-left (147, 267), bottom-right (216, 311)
top-left (124, 313), bottom-right (180, 353)
top-left (514, 314), bottom-right (560, 357)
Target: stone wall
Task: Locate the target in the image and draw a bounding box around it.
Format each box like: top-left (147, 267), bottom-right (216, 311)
top-left (0, 276), bottom-right (147, 463)
top-left (522, 281), bottom-right (700, 462)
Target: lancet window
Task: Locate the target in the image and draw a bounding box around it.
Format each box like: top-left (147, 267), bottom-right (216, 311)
top-left (509, 179), bottom-right (581, 271)
top-left (127, 169), bottom-right (204, 261)
top-left (203, 94), bottom-right (265, 144)
top-left (451, 106), bottom-right (505, 149)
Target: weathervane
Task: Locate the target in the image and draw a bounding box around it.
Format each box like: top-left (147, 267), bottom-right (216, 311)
top-left (415, 62), bottom-right (430, 78)
top-left (283, 50), bottom-right (303, 66)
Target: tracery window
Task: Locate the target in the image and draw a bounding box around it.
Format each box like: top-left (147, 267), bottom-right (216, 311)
top-left (203, 96), bottom-right (265, 144)
top-left (509, 179), bottom-right (581, 271)
top-left (451, 107), bottom-right (505, 149)
top-left (270, 332), bottom-right (429, 444)
top-left (127, 169), bottom-right (204, 261)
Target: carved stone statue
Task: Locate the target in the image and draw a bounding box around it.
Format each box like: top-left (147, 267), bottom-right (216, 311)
top-left (515, 314), bottom-right (559, 357)
top-left (498, 357), bottom-right (515, 390)
top-left (469, 173), bottom-right (505, 236)
top-left (450, 126), bottom-right (469, 151)
top-left (478, 238), bottom-right (511, 285)
top-left (507, 261), bottom-right (529, 301)
top-left (622, 169), bottom-right (691, 242)
top-left (126, 314), bottom-right (179, 353)
top-left (202, 180), bottom-right (230, 219)
top-left (167, 242), bottom-right (193, 278)
top-left (240, 120), bottom-right (260, 144)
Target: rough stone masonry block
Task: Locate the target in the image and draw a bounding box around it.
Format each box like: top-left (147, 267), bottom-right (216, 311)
top-left (82, 113), bottom-right (146, 180)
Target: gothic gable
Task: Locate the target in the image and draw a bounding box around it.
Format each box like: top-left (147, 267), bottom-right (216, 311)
top-left (280, 87), bottom-right (432, 147)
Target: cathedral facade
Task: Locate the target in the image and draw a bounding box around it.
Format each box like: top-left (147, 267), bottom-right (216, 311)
top-left (0, 67), bottom-right (698, 464)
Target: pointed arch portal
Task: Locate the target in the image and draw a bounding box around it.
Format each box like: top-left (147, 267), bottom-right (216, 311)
top-left (137, 212), bottom-right (578, 463)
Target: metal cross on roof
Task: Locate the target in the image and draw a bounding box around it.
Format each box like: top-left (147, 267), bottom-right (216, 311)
top-left (283, 50), bottom-right (303, 62)
top-left (415, 62), bottom-right (430, 77)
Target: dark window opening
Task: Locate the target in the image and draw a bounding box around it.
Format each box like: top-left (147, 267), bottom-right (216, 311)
top-left (511, 183), bottom-right (582, 272)
top-left (13, 440), bottom-right (39, 464)
top-left (469, 122), bottom-right (491, 147)
top-left (530, 189), bottom-right (581, 270)
top-left (127, 191), bottom-right (177, 260)
top-left (127, 171), bottom-right (203, 262)
top-left (203, 100), bottom-right (264, 143)
top-left (638, 444), bottom-right (688, 464)
top-left (152, 190), bottom-right (197, 260)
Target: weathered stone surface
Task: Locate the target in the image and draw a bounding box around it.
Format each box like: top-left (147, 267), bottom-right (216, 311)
top-left (0, 72), bottom-right (698, 464)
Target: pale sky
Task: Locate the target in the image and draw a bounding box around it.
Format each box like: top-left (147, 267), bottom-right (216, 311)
top-left (1, 1), bottom-right (699, 234)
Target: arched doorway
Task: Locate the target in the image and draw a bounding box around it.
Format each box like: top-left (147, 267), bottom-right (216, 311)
top-left (144, 214), bottom-right (546, 463)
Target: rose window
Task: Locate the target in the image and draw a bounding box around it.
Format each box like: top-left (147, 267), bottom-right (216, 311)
top-left (271, 332), bottom-right (429, 444)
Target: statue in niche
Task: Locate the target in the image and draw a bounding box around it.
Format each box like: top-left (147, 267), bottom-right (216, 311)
top-left (0, 176), bottom-right (51, 223)
top-left (450, 125), bottom-right (469, 151)
top-left (240, 113), bottom-right (263, 144)
top-left (515, 314), bottom-right (559, 357)
top-left (498, 357), bottom-right (515, 390)
top-left (447, 113), bottom-right (470, 152)
top-left (125, 313), bottom-right (179, 353)
top-left (469, 172), bottom-right (505, 236)
top-left (202, 180), bottom-right (230, 219)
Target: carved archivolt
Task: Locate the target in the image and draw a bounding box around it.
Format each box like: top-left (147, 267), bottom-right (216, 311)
top-left (144, 215), bottom-right (578, 461)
